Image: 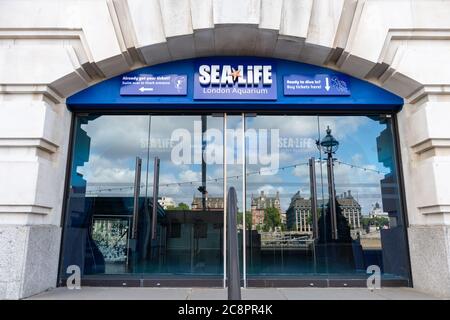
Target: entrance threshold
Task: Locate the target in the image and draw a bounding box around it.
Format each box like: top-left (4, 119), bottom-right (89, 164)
top-left (29, 287), bottom-right (438, 300)
top-left (61, 275), bottom-right (409, 288)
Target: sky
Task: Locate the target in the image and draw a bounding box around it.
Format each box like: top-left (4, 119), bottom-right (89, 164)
top-left (76, 114), bottom-right (398, 215)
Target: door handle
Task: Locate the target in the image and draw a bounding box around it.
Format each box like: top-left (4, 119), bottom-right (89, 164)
top-left (151, 157), bottom-right (160, 240)
top-left (131, 156), bottom-right (142, 239)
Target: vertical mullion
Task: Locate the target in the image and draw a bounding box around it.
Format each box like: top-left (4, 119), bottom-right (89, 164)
top-left (223, 113), bottom-right (227, 288)
top-left (242, 113), bottom-right (247, 288)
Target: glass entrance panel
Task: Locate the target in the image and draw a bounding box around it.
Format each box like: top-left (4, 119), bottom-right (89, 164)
top-left (61, 112), bottom-right (410, 285)
top-left (223, 115), bottom-right (246, 284)
top-left (317, 115), bottom-right (410, 280)
top-left (141, 115), bottom-right (224, 275)
top-left (61, 115), bottom-right (150, 276)
top-left (61, 114), bottom-right (224, 279)
top-left (241, 114), bottom-right (410, 282)
top-left (244, 115), bottom-right (325, 276)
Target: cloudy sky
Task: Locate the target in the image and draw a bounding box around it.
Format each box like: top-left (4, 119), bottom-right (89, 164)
top-left (76, 114), bottom-right (397, 215)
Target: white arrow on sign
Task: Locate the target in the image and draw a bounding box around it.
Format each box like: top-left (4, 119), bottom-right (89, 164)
top-left (139, 87), bottom-right (153, 92)
top-left (325, 77), bottom-right (330, 92)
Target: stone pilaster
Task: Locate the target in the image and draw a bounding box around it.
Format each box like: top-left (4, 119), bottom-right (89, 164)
top-left (397, 87), bottom-right (450, 298)
top-left (0, 86), bottom-right (71, 299)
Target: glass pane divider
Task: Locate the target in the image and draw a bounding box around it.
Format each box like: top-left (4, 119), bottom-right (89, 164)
top-left (223, 113), bottom-right (227, 288)
top-left (242, 112), bottom-right (247, 288)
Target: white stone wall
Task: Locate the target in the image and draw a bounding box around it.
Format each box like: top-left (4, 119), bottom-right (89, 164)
top-left (0, 0), bottom-right (450, 298)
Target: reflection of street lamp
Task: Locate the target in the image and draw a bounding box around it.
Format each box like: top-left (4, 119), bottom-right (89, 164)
top-left (319, 126), bottom-right (339, 155)
top-left (317, 126), bottom-right (339, 240)
top-left (198, 186), bottom-right (208, 210)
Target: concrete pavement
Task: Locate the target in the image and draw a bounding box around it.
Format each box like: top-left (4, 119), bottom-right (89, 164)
top-left (27, 287), bottom-right (444, 300)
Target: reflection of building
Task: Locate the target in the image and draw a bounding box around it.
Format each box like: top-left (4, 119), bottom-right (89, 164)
top-left (337, 190), bottom-right (361, 230)
top-left (286, 191), bottom-right (312, 233)
top-left (369, 202), bottom-right (388, 218)
top-left (158, 196), bottom-right (175, 209)
top-left (280, 213), bottom-right (286, 225)
top-left (251, 191), bottom-right (281, 228)
top-left (377, 125), bottom-right (400, 228)
top-left (376, 124), bottom-right (408, 277)
top-left (286, 190), bottom-right (362, 233)
top-left (191, 196), bottom-right (224, 211)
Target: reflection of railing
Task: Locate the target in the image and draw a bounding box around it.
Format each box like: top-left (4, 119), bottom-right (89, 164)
top-left (260, 232), bottom-right (315, 250)
top-left (261, 238), bottom-right (315, 249)
top-left (259, 231), bottom-right (317, 271)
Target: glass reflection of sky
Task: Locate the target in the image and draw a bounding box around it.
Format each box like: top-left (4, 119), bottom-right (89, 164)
top-left (78, 115), bottom-right (393, 215)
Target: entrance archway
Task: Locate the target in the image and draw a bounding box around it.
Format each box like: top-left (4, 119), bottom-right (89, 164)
top-left (59, 57), bottom-right (411, 287)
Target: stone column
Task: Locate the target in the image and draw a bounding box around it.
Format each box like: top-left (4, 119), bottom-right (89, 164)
top-left (397, 86), bottom-right (450, 298)
top-left (0, 86), bottom-right (71, 299)
top-left (357, 212), bottom-right (360, 229)
top-left (352, 211), bottom-right (356, 229)
top-left (303, 211), bottom-right (307, 232)
top-left (0, 0), bottom-right (127, 299)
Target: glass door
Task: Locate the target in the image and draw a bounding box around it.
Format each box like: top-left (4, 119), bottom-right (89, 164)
top-left (316, 115), bottom-right (410, 281)
top-left (237, 114), bottom-right (410, 285)
top-left (141, 115), bottom-right (224, 276)
top-left (242, 115), bottom-right (325, 282)
top-left (62, 115), bottom-right (151, 277)
top-left (223, 114), bottom-right (246, 287)
top-left (62, 113), bottom-right (410, 286)
top-left (62, 114), bottom-right (225, 282)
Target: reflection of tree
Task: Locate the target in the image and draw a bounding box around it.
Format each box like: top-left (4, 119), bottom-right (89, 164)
top-left (166, 202), bottom-right (190, 211)
top-left (237, 211), bottom-right (252, 230)
top-left (263, 207), bottom-right (282, 232)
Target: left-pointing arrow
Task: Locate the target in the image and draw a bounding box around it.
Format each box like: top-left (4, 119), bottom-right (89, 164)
top-left (139, 87), bottom-right (153, 92)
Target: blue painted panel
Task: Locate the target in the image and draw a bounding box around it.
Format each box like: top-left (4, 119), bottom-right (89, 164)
top-left (120, 74), bottom-right (187, 96)
top-left (67, 57), bottom-right (403, 111)
top-left (284, 74), bottom-right (351, 96)
top-left (193, 57), bottom-right (278, 100)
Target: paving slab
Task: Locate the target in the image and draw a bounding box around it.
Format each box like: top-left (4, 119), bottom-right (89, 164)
top-left (241, 288), bottom-right (287, 300)
top-left (188, 288), bottom-right (227, 300)
top-left (28, 287), bottom-right (191, 300)
top-left (279, 288), bottom-right (386, 300)
top-left (26, 287), bottom-right (443, 300)
top-left (371, 287), bottom-right (442, 300)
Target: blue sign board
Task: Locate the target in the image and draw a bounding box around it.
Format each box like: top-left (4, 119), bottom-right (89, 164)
top-left (194, 59), bottom-right (277, 100)
top-left (120, 74), bottom-right (187, 96)
top-left (284, 74), bottom-right (350, 96)
top-left (68, 57), bottom-right (403, 112)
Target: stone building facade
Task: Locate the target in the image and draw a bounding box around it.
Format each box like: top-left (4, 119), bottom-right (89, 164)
top-left (286, 190), bottom-right (362, 233)
top-left (250, 191), bottom-right (281, 228)
top-left (0, 0), bottom-right (450, 299)
top-left (286, 191), bottom-right (312, 233)
top-left (191, 196), bottom-right (224, 211)
top-left (337, 191), bottom-right (362, 231)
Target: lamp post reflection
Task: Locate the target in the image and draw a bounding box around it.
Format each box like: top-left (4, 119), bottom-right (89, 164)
top-left (317, 126), bottom-right (339, 240)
